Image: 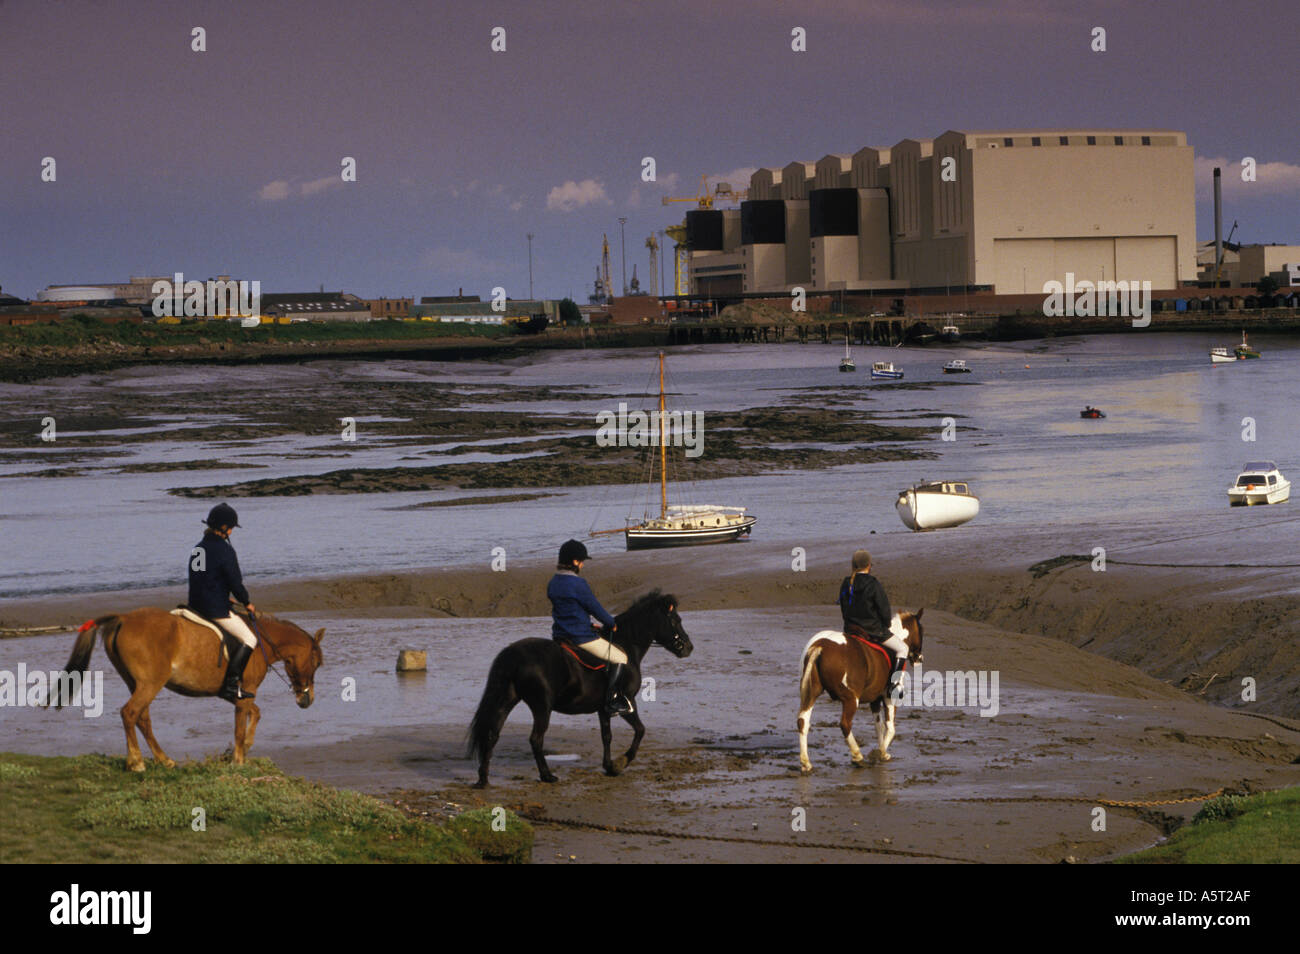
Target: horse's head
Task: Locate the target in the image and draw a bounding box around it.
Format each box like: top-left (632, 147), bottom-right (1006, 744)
top-left (619, 590), bottom-right (692, 658)
top-left (261, 616), bottom-right (325, 708)
top-left (902, 608), bottom-right (924, 664)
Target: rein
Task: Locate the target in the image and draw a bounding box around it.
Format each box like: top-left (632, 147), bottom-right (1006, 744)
top-left (246, 613), bottom-right (296, 692)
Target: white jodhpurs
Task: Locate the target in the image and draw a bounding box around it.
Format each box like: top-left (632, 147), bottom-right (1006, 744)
top-left (880, 633), bottom-right (908, 660)
top-left (577, 636), bottom-right (628, 665)
top-left (213, 614), bottom-right (257, 649)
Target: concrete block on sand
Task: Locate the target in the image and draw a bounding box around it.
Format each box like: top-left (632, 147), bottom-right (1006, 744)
top-left (396, 649), bottom-right (427, 672)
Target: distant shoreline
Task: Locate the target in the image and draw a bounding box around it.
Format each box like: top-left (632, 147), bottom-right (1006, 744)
top-left (3, 310), bottom-right (1299, 382)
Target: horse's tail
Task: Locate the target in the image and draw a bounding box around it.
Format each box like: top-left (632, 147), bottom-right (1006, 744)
top-left (49, 616), bottom-right (117, 709)
top-left (799, 644), bottom-right (822, 709)
top-left (466, 650), bottom-right (517, 760)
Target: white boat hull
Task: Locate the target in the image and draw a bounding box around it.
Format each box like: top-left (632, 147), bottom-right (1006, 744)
top-left (1227, 481), bottom-right (1290, 506)
top-left (896, 489), bottom-right (980, 531)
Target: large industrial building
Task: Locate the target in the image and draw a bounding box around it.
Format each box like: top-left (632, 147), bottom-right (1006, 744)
top-left (686, 129), bottom-right (1198, 297)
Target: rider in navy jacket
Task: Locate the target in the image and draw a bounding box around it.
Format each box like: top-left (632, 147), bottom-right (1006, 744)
top-left (548, 539), bottom-right (631, 715)
top-left (548, 570), bottom-right (616, 644)
top-left (189, 531), bottom-right (251, 620)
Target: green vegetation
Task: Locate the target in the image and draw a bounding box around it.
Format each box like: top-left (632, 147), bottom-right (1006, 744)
top-left (1116, 787), bottom-right (1300, 863)
top-left (558, 297), bottom-right (582, 326)
top-left (0, 314), bottom-right (507, 349)
top-left (0, 752), bottom-right (531, 864)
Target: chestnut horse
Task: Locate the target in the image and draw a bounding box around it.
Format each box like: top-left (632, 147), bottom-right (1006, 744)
top-left (467, 591), bottom-right (692, 787)
top-left (797, 610), bottom-right (924, 774)
top-left (51, 607), bottom-right (324, 772)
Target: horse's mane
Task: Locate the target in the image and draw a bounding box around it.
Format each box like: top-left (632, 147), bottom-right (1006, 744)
top-left (618, 589), bottom-right (676, 619)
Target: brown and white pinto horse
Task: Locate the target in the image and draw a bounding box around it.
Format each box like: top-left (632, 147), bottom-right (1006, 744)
top-left (797, 610), bottom-right (923, 774)
top-left (51, 607), bottom-right (324, 772)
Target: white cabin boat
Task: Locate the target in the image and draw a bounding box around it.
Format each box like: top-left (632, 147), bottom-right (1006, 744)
top-left (942, 359), bottom-right (971, 374)
top-left (896, 481), bottom-right (980, 531)
top-left (870, 361), bottom-right (903, 380)
top-left (1227, 462), bottom-right (1290, 506)
top-left (1209, 347), bottom-right (1236, 363)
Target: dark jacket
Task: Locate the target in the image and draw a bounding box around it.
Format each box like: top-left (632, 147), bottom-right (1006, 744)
top-left (548, 569), bottom-right (616, 644)
top-left (838, 572), bottom-right (892, 639)
top-left (188, 531), bottom-right (250, 620)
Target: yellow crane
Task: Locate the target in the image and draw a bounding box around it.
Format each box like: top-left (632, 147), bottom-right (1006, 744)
top-left (659, 175), bottom-right (749, 296)
top-left (645, 234), bottom-right (659, 298)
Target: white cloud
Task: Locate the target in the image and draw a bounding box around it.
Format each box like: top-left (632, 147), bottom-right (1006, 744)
top-left (256, 175), bottom-right (342, 201)
top-left (547, 178), bottom-right (611, 212)
top-left (258, 180), bottom-right (292, 201)
top-left (1195, 156), bottom-right (1300, 197)
top-left (299, 175), bottom-right (342, 197)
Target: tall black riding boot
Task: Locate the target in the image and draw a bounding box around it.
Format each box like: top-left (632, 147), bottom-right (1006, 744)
top-left (604, 663), bottom-right (634, 716)
top-left (218, 642), bottom-right (256, 703)
top-left (887, 657), bottom-right (907, 700)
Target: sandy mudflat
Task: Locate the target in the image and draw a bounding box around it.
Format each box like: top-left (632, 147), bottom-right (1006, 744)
top-left (6, 526), bottom-right (1299, 863)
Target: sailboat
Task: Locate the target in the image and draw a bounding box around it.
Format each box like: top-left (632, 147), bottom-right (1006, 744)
top-left (594, 353), bottom-right (756, 550)
top-left (839, 332), bottom-right (856, 372)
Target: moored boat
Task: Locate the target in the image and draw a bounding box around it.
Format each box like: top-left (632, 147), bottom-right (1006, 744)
top-left (896, 481), bottom-right (980, 531)
top-left (595, 352), bottom-right (757, 550)
top-left (1235, 331), bottom-right (1260, 359)
top-left (939, 323), bottom-right (961, 343)
top-left (942, 359), bottom-right (971, 374)
top-left (1209, 347), bottom-right (1236, 363)
top-left (1227, 461), bottom-right (1290, 506)
top-left (1080, 406), bottom-right (1105, 419)
top-left (839, 333), bottom-right (855, 372)
top-left (870, 361), bottom-right (903, 380)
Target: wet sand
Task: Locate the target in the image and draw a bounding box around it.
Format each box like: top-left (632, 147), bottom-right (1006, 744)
top-left (5, 527), bottom-right (1300, 863)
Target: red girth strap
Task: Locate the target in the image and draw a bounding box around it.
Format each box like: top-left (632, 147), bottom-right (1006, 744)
top-left (560, 641), bottom-right (606, 671)
top-left (844, 630), bottom-right (901, 670)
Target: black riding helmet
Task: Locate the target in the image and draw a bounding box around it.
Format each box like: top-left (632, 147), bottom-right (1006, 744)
top-left (204, 502), bottom-right (241, 530)
top-left (558, 539), bottom-right (589, 566)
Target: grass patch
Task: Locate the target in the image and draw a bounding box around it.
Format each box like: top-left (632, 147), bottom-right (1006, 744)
top-left (0, 315), bottom-right (508, 349)
top-left (0, 752), bottom-right (530, 864)
top-left (1116, 787), bottom-right (1300, 863)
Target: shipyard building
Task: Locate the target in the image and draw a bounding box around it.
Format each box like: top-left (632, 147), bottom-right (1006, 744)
top-left (687, 129), bottom-right (1197, 297)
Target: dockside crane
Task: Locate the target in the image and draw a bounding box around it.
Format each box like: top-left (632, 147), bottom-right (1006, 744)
top-left (659, 174), bottom-right (748, 296)
top-left (645, 234), bottom-right (659, 298)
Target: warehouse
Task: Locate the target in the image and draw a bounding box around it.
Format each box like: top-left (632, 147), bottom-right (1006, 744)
top-left (687, 129), bottom-right (1197, 297)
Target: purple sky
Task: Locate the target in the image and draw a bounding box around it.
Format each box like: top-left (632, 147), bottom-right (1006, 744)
top-left (2, 0), bottom-right (1296, 302)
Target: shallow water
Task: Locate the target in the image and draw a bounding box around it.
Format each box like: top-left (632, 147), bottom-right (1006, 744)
top-left (2, 332), bottom-right (1297, 598)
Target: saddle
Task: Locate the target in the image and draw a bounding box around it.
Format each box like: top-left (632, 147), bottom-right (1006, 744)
top-left (843, 625), bottom-right (895, 667)
top-left (171, 606), bottom-right (235, 659)
top-left (557, 640), bottom-right (606, 671)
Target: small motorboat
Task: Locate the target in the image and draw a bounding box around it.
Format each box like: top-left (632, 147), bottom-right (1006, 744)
top-left (1209, 347), bottom-right (1236, 363)
top-left (839, 334), bottom-right (855, 372)
top-left (1227, 461), bottom-right (1290, 506)
top-left (870, 361), bottom-right (903, 380)
top-left (1235, 331), bottom-right (1260, 359)
top-left (942, 359), bottom-right (971, 374)
top-left (896, 481), bottom-right (980, 531)
top-left (1080, 406), bottom-right (1106, 419)
top-left (939, 323), bottom-right (961, 343)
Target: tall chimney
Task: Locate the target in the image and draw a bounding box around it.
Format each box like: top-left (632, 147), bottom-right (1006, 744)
top-left (1213, 167), bottom-right (1223, 285)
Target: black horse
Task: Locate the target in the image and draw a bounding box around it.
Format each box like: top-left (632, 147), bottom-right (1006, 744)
top-left (467, 590), bottom-right (692, 787)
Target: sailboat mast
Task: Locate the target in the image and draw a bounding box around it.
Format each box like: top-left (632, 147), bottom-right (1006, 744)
top-left (658, 351), bottom-right (667, 518)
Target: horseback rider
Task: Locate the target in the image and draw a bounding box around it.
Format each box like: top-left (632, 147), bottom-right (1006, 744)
top-left (189, 502), bottom-right (258, 703)
top-left (838, 549), bottom-right (908, 698)
top-left (547, 539), bottom-right (634, 716)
